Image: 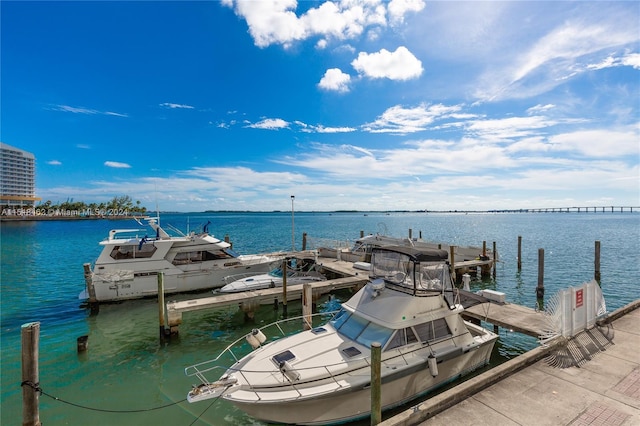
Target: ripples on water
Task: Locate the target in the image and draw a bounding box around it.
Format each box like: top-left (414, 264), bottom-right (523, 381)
top-left (1, 212), bottom-right (638, 425)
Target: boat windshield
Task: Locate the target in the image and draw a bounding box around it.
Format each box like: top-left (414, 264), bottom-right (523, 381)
top-left (268, 267), bottom-right (284, 278)
top-left (329, 309), bottom-right (393, 348)
top-left (370, 250), bottom-right (412, 285)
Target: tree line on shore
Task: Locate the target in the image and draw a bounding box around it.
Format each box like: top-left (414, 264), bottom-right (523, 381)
top-left (34, 195), bottom-right (147, 214)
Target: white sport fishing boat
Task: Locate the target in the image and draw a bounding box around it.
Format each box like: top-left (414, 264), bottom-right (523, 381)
top-left (218, 256), bottom-right (326, 293)
top-left (81, 217), bottom-right (282, 302)
top-left (185, 245), bottom-right (498, 425)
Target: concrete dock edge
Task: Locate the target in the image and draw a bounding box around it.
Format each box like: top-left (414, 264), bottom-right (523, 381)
top-left (380, 299), bottom-right (640, 426)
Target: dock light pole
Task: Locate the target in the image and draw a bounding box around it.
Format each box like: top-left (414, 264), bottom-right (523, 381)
top-left (291, 195), bottom-right (295, 251)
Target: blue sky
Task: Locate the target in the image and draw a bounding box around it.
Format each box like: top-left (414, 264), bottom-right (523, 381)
top-left (2, 1), bottom-right (639, 212)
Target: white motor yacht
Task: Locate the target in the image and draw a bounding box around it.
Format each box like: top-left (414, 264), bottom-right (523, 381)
top-left (185, 245), bottom-right (498, 425)
top-left (81, 217), bottom-right (282, 302)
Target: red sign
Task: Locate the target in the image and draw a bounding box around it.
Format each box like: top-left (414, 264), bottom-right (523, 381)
top-left (575, 289), bottom-right (584, 308)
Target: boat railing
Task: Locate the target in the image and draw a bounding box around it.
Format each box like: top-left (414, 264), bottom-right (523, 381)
top-left (216, 342), bottom-right (425, 401)
top-left (185, 311), bottom-right (340, 380)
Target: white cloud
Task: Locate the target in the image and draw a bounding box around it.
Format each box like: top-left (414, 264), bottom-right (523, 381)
top-left (621, 53), bottom-right (640, 69)
top-left (548, 129), bottom-right (640, 158)
top-left (387, 0), bottom-right (426, 24)
top-left (52, 105), bottom-right (128, 117)
top-left (47, 160), bottom-right (62, 165)
top-left (160, 102), bottom-right (194, 109)
top-left (363, 103), bottom-right (462, 133)
top-left (318, 68), bottom-right (351, 92)
top-left (104, 161), bottom-right (132, 168)
top-left (224, 0), bottom-right (420, 48)
top-left (247, 118), bottom-right (290, 130)
top-left (351, 46), bottom-right (422, 80)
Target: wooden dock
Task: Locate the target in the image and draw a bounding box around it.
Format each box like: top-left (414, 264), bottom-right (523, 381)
top-left (164, 254), bottom-right (496, 333)
top-left (166, 274), bottom-right (367, 329)
top-left (463, 301), bottom-right (547, 337)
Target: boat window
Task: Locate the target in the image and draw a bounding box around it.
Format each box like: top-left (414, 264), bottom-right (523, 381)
top-left (371, 251), bottom-right (411, 285)
top-left (329, 308), bottom-right (351, 330)
top-left (385, 327), bottom-right (419, 351)
top-left (416, 263), bottom-right (448, 290)
top-left (335, 313), bottom-right (368, 340)
top-left (110, 244), bottom-right (157, 260)
top-left (331, 309), bottom-right (393, 348)
top-left (356, 321), bottom-right (393, 348)
top-left (413, 318), bottom-right (452, 343)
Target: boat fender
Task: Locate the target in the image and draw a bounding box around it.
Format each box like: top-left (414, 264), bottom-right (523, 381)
top-left (246, 328), bottom-right (267, 349)
top-left (279, 360), bottom-right (300, 382)
top-left (427, 355), bottom-right (438, 377)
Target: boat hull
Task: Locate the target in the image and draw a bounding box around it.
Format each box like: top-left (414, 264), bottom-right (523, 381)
top-left (225, 335), bottom-right (496, 425)
top-left (89, 259), bottom-right (278, 302)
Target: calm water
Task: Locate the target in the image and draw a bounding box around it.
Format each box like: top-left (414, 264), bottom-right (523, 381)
top-left (1, 212), bottom-right (639, 425)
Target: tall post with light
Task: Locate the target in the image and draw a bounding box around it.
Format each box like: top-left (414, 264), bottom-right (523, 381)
top-left (291, 195), bottom-right (295, 251)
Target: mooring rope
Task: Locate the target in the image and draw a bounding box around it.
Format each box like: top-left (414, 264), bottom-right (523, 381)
top-left (20, 380), bottom-right (185, 413)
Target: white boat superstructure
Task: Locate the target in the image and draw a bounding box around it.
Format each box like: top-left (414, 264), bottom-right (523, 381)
top-left (81, 217), bottom-right (283, 302)
top-left (318, 233), bottom-right (498, 264)
top-left (218, 256), bottom-right (326, 293)
top-left (185, 246), bottom-right (498, 425)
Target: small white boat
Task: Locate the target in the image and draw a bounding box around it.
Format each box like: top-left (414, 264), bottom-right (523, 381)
top-left (218, 257), bottom-right (326, 293)
top-left (81, 217), bottom-right (283, 302)
top-left (185, 245), bottom-right (498, 425)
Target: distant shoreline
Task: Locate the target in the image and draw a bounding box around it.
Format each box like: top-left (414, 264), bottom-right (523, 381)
top-left (0, 215), bottom-right (140, 222)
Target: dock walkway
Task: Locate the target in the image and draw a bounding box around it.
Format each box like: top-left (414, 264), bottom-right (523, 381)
top-left (382, 301), bottom-right (640, 426)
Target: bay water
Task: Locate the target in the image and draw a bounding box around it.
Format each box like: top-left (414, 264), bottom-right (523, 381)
top-left (1, 212), bottom-right (638, 425)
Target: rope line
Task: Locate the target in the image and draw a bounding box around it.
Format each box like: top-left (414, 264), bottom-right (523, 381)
top-left (20, 381), bottom-right (185, 413)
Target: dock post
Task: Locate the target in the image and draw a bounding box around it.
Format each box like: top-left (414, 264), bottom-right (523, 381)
top-left (360, 230), bottom-right (364, 238)
top-left (82, 263), bottom-right (99, 314)
top-left (370, 341), bottom-right (382, 425)
top-left (449, 246), bottom-right (456, 283)
top-left (282, 259), bottom-right (288, 318)
top-left (482, 241), bottom-right (487, 257)
top-left (302, 283), bottom-right (312, 330)
top-left (302, 233), bottom-right (307, 251)
top-left (536, 248), bottom-right (545, 310)
top-left (594, 240), bottom-right (601, 284)
top-left (517, 236), bottom-right (522, 270)
top-left (408, 228), bottom-right (412, 239)
top-left (158, 272), bottom-right (167, 340)
top-left (492, 241), bottom-right (497, 277)
top-left (21, 322), bottom-right (41, 426)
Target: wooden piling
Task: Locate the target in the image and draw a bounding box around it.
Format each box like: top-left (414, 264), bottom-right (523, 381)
top-left (302, 283), bottom-right (312, 330)
top-left (517, 236), bottom-right (522, 270)
top-left (594, 240), bottom-right (601, 283)
top-left (82, 263), bottom-right (99, 313)
top-left (492, 241), bottom-right (497, 277)
top-left (360, 230), bottom-right (364, 238)
top-left (482, 241), bottom-right (487, 257)
top-left (158, 272), bottom-right (167, 340)
top-left (536, 248), bottom-right (545, 310)
top-left (408, 228), bottom-right (412, 239)
top-left (21, 322), bottom-right (41, 426)
top-left (77, 335), bottom-right (88, 353)
top-left (449, 246), bottom-right (456, 282)
top-left (302, 233), bottom-right (307, 251)
top-left (371, 341), bottom-right (382, 425)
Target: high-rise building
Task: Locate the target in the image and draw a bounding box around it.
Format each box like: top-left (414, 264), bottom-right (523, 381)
top-left (0, 142), bottom-right (41, 208)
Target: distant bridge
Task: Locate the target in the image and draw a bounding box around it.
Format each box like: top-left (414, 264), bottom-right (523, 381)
top-left (424, 206), bottom-right (638, 214)
top-left (488, 206), bottom-right (638, 213)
